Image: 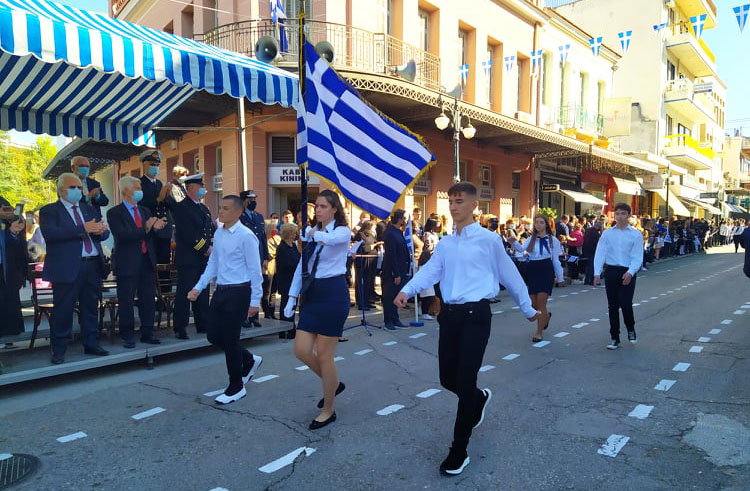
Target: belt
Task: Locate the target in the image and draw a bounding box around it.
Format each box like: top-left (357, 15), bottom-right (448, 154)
top-left (443, 299), bottom-right (489, 312)
top-left (215, 282), bottom-right (249, 290)
top-left (81, 256), bottom-right (99, 261)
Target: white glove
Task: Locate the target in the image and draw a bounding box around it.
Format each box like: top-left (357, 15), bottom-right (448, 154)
top-left (283, 297), bottom-right (297, 319)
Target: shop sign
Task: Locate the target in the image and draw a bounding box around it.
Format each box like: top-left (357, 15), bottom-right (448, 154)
top-left (699, 192), bottom-right (718, 199)
top-left (268, 166), bottom-right (320, 185)
top-left (479, 186), bottom-right (494, 201)
top-left (412, 178), bottom-right (431, 195)
top-left (581, 169), bottom-right (611, 187)
top-left (639, 174), bottom-right (664, 190)
top-left (694, 82), bottom-right (713, 94)
top-left (541, 184), bottom-right (560, 192)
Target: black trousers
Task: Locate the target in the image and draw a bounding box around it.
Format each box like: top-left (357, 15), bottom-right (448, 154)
top-left (50, 259), bottom-right (101, 356)
top-left (117, 254), bottom-right (156, 342)
top-left (604, 266), bottom-right (637, 341)
top-left (0, 272), bottom-right (24, 336)
top-left (734, 236), bottom-right (742, 253)
top-left (354, 256), bottom-right (375, 308)
top-left (262, 273), bottom-right (275, 317)
top-left (174, 263), bottom-right (209, 333)
top-left (437, 301), bottom-right (492, 452)
top-left (207, 284), bottom-right (253, 386)
top-left (381, 275), bottom-right (401, 325)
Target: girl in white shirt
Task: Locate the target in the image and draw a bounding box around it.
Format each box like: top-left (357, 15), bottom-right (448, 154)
top-left (733, 219), bottom-right (745, 253)
top-left (509, 215), bottom-right (566, 342)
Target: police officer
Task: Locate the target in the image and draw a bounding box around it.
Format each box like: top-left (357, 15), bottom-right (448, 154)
top-left (172, 174), bottom-right (216, 339)
top-left (71, 156), bottom-right (109, 220)
top-left (138, 150), bottom-right (173, 268)
top-left (239, 190), bottom-right (269, 328)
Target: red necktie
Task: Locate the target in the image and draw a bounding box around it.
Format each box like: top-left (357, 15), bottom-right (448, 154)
top-left (133, 206), bottom-right (147, 254)
top-left (71, 205), bottom-right (94, 254)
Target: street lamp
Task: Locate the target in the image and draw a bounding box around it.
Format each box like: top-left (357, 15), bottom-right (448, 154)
top-left (435, 87), bottom-right (475, 183)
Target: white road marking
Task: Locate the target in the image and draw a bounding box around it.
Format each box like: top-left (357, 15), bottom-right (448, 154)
top-left (571, 292), bottom-right (579, 295)
top-left (533, 340), bottom-right (551, 348)
top-left (698, 337), bottom-right (711, 343)
top-left (376, 404), bottom-right (405, 416)
top-left (354, 349), bottom-right (373, 356)
top-left (572, 322), bottom-right (589, 329)
top-left (742, 305), bottom-right (750, 309)
top-left (409, 333), bottom-right (427, 339)
top-left (667, 291), bottom-right (674, 293)
top-left (210, 488), bottom-right (230, 491)
top-left (416, 389), bottom-right (441, 398)
top-left (492, 310), bottom-right (504, 314)
top-left (672, 363), bottom-right (690, 372)
top-left (628, 404), bottom-right (654, 420)
top-left (721, 319), bottom-right (732, 325)
top-left (295, 365), bottom-right (310, 371)
top-left (709, 329), bottom-right (721, 335)
top-left (632, 303), bottom-right (641, 307)
top-left (383, 341), bottom-right (398, 346)
top-left (512, 306), bottom-right (519, 309)
top-left (654, 380), bottom-right (676, 391)
top-left (479, 365), bottom-right (495, 372)
top-left (589, 318), bottom-right (600, 322)
top-left (734, 310), bottom-right (746, 315)
top-left (554, 332), bottom-right (570, 338)
top-left (560, 295), bottom-right (569, 298)
top-left (660, 293), bottom-right (667, 296)
top-left (258, 447), bottom-right (316, 474)
top-left (253, 375), bottom-right (279, 383)
top-left (56, 432), bottom-right (87, 443)
top-left (334, 356), bottom-right (345, 362)
top-left (641, 300), bottom-right (649, 303)
top-left (689, 346), bottom-right (703, 353)
top-left (597, 434), bottom-right (630, 458)
top-left (502, 353), bottom-right (520, 360)
top-left (650, 296), bottom-right (658, 300)
top-left (131, 407), bottom-right (166, 420)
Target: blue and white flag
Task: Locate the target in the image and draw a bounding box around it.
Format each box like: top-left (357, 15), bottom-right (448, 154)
top-left (459, 64), bottom-right (470, 85)
top-left (653, 22), bottom-right (669, 33)
top-left (531, 49), bottom-right (544, 73)
top-left (558, 44), bottom-right (571, 66)
top-left (691, 14), bottom-right (707, 39)
top-left (618, 30), bottom-right (632, 53)
top-left (589, 36), bottom-right (603, 57)
top-left (405, 214), bottom-right (414, 256)
top-left (482, 59), bottom-right (493, 79)
top-left (504, 55), bottom-right (516, 73)
top-left (270, 0), bottom-right (288, 52)
top-left (296, 42), bottom-right (435, 219)
top-left (735, 4), bottom-right (750, 33)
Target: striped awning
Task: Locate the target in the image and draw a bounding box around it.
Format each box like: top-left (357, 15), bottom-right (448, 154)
top-left (0, 0), bottom-right (298, 144)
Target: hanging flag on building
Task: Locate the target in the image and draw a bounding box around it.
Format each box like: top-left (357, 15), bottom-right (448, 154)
top-left (653, 22), bottom-right (668, 33)
top-left (618, 30), bottom-right (632, 53)
top-left (459, 64), bottom-right (470, 85)
top-left (482, 59), bottom-right (493, 79)
top-left (296, 42), bottom-right (435, 219)
top-left (589, 36), bottom-right (603, 56)
top-left (531, 49), bottom-right (544, 74)
top-left (504, 55), bottom-right (516, 73)
top-left (558, 44), bottom-right (571, 66)
top-left (735, 4), bottom-right (750, 33)
top-left (270, 0), bottom-right (288, 52)
top-left (691, 14), bottom-right (707, 39)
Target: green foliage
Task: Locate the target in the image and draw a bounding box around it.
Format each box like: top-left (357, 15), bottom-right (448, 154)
top-left (0, 132), bottom-right (57, 211)
top-left (538, 207), bottom-right (558, 220)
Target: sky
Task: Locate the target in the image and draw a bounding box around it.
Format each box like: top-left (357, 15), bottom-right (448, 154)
top-left (7, 0), bottom-right (750, 146)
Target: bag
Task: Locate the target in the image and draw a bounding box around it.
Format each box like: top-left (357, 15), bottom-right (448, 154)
top-left (428, 296), bottom-right (442, 316)
top-left (299, 244), bottom-right (324, 296)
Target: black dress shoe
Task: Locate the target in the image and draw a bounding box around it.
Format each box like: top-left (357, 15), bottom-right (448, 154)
top-left (393, 321), bottom-right (408, 328)
top-left (241, 319), bottom-right (252, 328)
top-left (84, 346), bottom-right (110, 356)
top-left (51, 355), bottom-right (64, 365)
top-left (123, 341), bottom-right (136, 349)
top-left (317, 382), bottom-right (346, 408)
top-left (140, 338), bottom-right (162, 345)
top-left (175, 331), bottom-right (189, 340)
top-left (309, 412), bottom-right (336, 430)
top-left (251, 319), bottom-right (262, 328)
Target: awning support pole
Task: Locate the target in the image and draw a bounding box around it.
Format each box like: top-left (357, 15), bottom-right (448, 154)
top-left (239, 97), bottom-right (249, 191)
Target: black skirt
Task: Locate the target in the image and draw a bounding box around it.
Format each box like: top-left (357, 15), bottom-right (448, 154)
top-left (298, 275), bottom-right (350, 337)
top-left (525, 258), bottom-right (555, 295)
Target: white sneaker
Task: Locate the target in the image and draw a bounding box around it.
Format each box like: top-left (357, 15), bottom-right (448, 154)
top-left (606, 340), bottom-right (620, 350)
top-left (242, 354), bottom-right (263, 385)
top-left (215, 386), bottom-right (247, 404)
top-left (423, 314), bottom-right (434, 320)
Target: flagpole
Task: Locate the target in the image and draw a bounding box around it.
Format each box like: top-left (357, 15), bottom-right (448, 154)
top-left (408, 214), bottom-right (424, 328)
top-left (299, 9), bottom-right (308, 276)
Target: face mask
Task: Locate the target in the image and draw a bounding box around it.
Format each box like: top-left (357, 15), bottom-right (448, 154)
top-left (197, 188), bottom-right (207, 199)
top-left (77, 167), bottom-right (90, 178)
top-left (66, 188), bottom-right (82, 203)
top-left (489, 222), bottom-right (498, 231)
top-left (132, 190), bottom-right (144, 202)
top-left (147, 165), bottom-right (159, 178)
top-left (247, 201), bottom-right (257, 211)
top-left (508, 224), bottom-right (516, 230)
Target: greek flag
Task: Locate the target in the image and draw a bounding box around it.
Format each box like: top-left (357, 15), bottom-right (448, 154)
top-left (559, 44), bottom-right (571, 66)
top-left (531, 49), bottom-right (543, 73)
top-left (618, 31), bottom-right (632, 53)
top-left (653, 22), bottom-right (669, 33)
top-left (691, 14), bottom-right (706, 39)
top-left (296, 42), bottom-right (434, 219)
top-left (589, 36), bottom-right (603, 57)
top-left (482, 59), bottom-right (492, 79)
top-left (270, 0), bottom-right (288, 52)
top-left (459, 64), bottom-right (470, 85)
top-left (404, 214), bottom-right (415, 276)
top-left (735, 4), bottom-right (750, 33)
top-left (504, 55), bottom-right (516, 73)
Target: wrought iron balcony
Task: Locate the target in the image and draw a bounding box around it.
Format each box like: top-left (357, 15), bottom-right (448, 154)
top-left (195, 18), bottom-right (441, 91)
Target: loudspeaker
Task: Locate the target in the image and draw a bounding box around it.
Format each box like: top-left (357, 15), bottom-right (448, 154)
top-left (315, 41), bottom-right (335, 63)
top-left (395, 60), bottom-right (416, 82)
top-left (255, 36), bottom-right (280, 64)
top-left (446, 83), bottom-right (463, 98)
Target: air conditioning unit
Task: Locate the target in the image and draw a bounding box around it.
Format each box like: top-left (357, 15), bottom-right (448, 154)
top-left (212, 174), bottom-right (223, 191)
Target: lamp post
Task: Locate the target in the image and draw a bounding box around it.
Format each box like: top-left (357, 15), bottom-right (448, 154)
top-left (435, 92), bottom-right (475, 183)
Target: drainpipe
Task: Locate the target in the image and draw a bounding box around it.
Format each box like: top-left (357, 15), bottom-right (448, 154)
top-left (534, 22), bottom-right (541, 127)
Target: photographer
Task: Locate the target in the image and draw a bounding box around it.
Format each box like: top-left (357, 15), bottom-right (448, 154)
top-left (0, 197), bottom-right (28, 342)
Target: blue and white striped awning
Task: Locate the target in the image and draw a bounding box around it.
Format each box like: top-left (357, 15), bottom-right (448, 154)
top-left (0, 0), bottom-right (298, 144)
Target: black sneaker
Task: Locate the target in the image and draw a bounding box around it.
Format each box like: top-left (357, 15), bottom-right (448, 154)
top-left (242, 354), bottom-right (263, 385)
top-left (473, 388), bottom-right (492, 429)
top-left (607, 339), bottom-right (620, 350)
top-left (628, 330), bottom-right (637, 344)
top-left (440, 447), bottom-right (470, 476)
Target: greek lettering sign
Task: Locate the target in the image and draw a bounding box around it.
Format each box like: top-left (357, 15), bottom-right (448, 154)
top-left (542, 184), bottom-right (560, 192)
top-left (269, 166), bottom-right (320, 185)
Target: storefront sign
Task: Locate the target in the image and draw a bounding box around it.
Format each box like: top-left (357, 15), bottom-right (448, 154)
top-left (694, 82), bottom-right (713, 94)
top-left (269, 166), bottom-right (320, 185)
top-left (638, 174), bottom-right (664, 190)
top-left (699, 192), bottom-right (718, 199)
top-left (412, 177), bottom-right (431, 195)
top-left (581, 169), bottom-right (612, 187)
top-left (479, 186), bottom-right (494, 201)
top-left (541, 184), bottom-right (560, 192)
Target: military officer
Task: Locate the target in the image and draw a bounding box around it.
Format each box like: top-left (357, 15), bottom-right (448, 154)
top-left (172, 174), bottom-right (216, 339)
top-left (138, 150), bottom-right (173, 268)
top-left (71, 156), bottom-right (109, 220)
top-left (239, 190), bottom-right (269, 328)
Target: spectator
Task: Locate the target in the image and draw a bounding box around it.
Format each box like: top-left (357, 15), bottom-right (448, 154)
top-left (732, 219), bottom-right (745, 253)
top-left (0, 196), bottom-right (27, 345)
top-left (263, 220), bottom-right (281, 319)
top-left (353, 220), bottom-right (377, 310)
top-left (276, 223), bottom-right (301, 336)
top-left (70, 156), bottom-right (109, 220)
top-left (412, 207), bottom-right (423, 237)
top-left (567, 223), bottom-right (584, 284)
top-left (382, 209), bottom-right (410, 330)
top-left (418, 218), bottom-right (441, 320)
top-left (582, 219), bottom-right (602, 285)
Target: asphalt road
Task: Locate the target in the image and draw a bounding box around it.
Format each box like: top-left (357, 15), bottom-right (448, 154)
top-left (2, 244), bottom-right (749, 491)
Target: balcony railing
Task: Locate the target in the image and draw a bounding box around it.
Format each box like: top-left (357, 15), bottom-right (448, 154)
top-left (668, 22), bottom-right (716, 63)
top-left (664, 78), bottom-right (714, 117)
top-left (195, 18), bottom-right (441, 91)
top-left (551, 105), bottom-right (603, 135)
top-left (665, 134), bottom-right (715, 159)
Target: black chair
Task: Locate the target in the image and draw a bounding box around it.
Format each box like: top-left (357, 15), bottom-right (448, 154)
top-left (155, 263), bottom-right (178, 330)
top-left (27, 264), bottom-right (53, 349)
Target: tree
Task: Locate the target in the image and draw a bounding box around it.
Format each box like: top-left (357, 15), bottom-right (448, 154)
top-left (0, 131), bottom-right (57, 211)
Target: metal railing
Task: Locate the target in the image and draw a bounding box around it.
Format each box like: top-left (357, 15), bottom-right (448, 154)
top-left (665, 134), bottom-right (715, 159)
top-left (664, 78), bottom-right (715, 114)
top-left (195, 18), bottom-right (441, 91)
top-left (551, 105), bottom-right (603, 135)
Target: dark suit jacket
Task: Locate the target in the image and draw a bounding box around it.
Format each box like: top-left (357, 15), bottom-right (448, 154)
top-left (140, 176), bottom-right (172, 240)
top-left (107, 203), bottom-right (157, 277)
top-left (275, 241), bottom-right (301, 296)
top-left (582, 227), bottom-right (601, 258)
top-left (382, 224), bottom-right (410, 280)
top-left (742, 228), bottom-right (750, 278)
top-left (0, 196), bottom-right (27, 289)
top-left (40, 200), bottom-right (109, 283)
top-left (172, 198), bottom-right (214, 267)
top-left (240, 209), bottom-right (270, 261)
top-left (80, 176), bottom-right (109, 219)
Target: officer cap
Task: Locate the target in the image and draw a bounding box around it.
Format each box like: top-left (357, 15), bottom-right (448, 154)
top-left (240, 190), bottom-right (257, 200)
top-left (184, 173), bottom-right (204, 186)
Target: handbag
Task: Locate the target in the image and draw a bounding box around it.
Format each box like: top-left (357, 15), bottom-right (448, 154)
top-left (300, 243), bottom-right (324, 297)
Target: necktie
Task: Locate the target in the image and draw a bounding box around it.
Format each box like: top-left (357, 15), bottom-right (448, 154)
top-left (133, 206), bottom-right (147, 254)
top-left (539, 236), bottom-right (550, 255)
top-left (72, 205), bottom-right (94, 254)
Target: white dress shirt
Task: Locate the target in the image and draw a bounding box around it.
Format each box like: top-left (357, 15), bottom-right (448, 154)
top-left (400, 222), bottom-right (536, 318)
top-left (512, 235), bottom-right (564, 283)
top-left (593, 225), bottom-right (643, 277)
top-left (193, 220), bottom-right (263, 307)
top-left (289, 221), bottom-right (352, 297)
top-left (61, 199), bottom-right (99, 257)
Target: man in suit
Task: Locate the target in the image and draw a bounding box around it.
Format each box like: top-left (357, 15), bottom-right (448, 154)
top-left (0, 197), bottom-right (27, 340)
top-left (138, 150), bottom-right (173, 264)
top-left (107, 176), bottom-right (168, 348)
top-left (40, 173), bottom-right (110, 364)
top-left (71, 156), bottom-right (109, 220)
top-left (171, 174), bottom-right (215, 339)
top-left (239, 190), bottom-right (269, 328)
top-left (382, 209), bottom-right (411, 330)
top-left (742, 226), bottom-right (750, 279)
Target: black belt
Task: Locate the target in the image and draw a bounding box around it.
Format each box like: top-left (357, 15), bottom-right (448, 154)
top-left (215, 282), bottom-right (249, 290)
top-left (443, 299), bottom-right (490, 312)
top-left (81, 256), bottom-right (99, 261)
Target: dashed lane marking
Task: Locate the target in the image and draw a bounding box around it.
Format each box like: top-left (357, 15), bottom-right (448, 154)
top-left (479, 365), bottom-right (495, 372)
top-left (672, 363), bottom-right (690, 372)
top-left (132, 407), bottom-right (166, 420)
top-left (416, 389), bottom-right (441, 398)
top-left (203, 389), bottom-right (225, 397)
top-left (554, 332), bottom-right (570, 338)
top-left (721, 320), bottom-right (732, 325)
top-left (689, 346), bottom-right (703, 353)
top-left (709, 329), bottom-right (721, 335)
top-left (354, 349), bottom-right (373, 355)
top-left (376, 404), bottom-right (405, 416)
top-left (334, 356), bottom-right (345, 362)
top-left (56, 432), bottom-right (87, 443)
top-left (383, 341), bottom-right (398, 346)
top-left (259, 447), bottom-right (316, 474)
top-left (628, 404), bottom-right (654, 420)
top-left (698, 337), bottom-right (711, 343)
top-left (654, 380), bottom-right (676, 391)
top-left (597, 434), bottom-right (630, 458)
top-left (502, 354), bottom-right (520, 360)
top-left (533, 340), bottom-right (551, 348)
top-left (572, 322), bottom-right (589, 329)
top-left (409, 333), bottom-right (427, 339)
top-left (253, 375), bottom-right (279, 383)
top-left (589, 318), bottom-right (600, 322)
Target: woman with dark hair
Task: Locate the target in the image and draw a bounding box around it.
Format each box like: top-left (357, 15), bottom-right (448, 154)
top-left (284, 190), bottom-right (351, 430)
top-left (276, 223), bottom-right (301, 337)
top-left (417, 218), bottom-right (440, 319)
top-left (509, 215), bottom-right (565, 342)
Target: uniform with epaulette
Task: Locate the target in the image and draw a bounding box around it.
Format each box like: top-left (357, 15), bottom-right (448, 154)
top-left (138, 150), bottom-right (173, 267)
top-left (172, 174), bottom-right (216, 339)
top-left (239, 189), bottom-right (269, 327)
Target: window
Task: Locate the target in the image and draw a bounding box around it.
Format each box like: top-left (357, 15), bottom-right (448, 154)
top-left (285, 0), bottom-right (313, 20)
top-left (559, 61), bottom-right (567, 108)
top-left (418, 9), bottom-right (430, 52)
top-left (459, 160), bottom-right (468, 182)
top-left (479, 165), bottom-right (491, 187)
top-left (666, 115), bottom-right (674, 135)
top-left (597, 81), bottom-right (605, 115)
top-left (540, 53), bottom-right (550, 105)
top-left (181, 6), bottom-right (194, 38)
top-left (216, 147), bottom-right (223, 174)
top-left (164, 21), bottom-right (174, 34)
top-left (271, 136), bottom-right (296, 164)
top-left (677, 123), bottom-right (690, 136)
top-left (667, 61), bottom-right (676, 81)
top-left (512, 172), bottom-right (521, 190)
top-left (579, 71), bottom-right (588, 109)
top-left (486, 46), bottom-right (493, 104)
